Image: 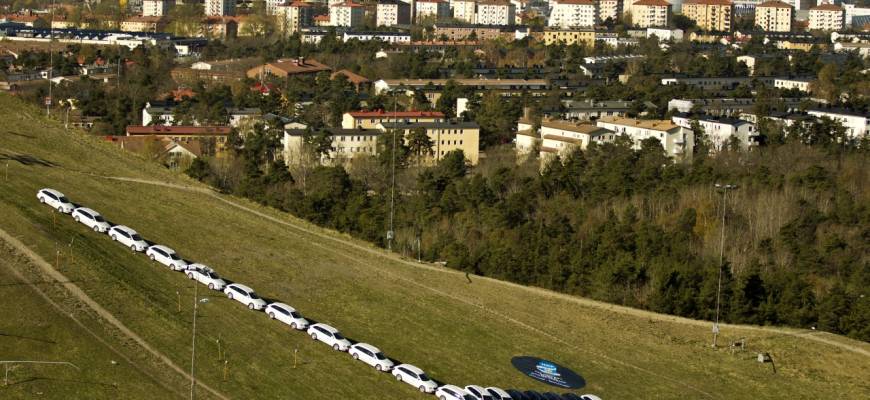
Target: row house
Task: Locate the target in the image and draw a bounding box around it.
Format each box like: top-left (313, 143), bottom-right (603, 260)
top-left (549, 0), bottom-right (600, 28)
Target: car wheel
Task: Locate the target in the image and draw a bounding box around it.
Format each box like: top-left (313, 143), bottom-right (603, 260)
top-left (248, 303), bottom-right (255, 310)
top-left (57, 206), bottom-right (64, 213)
top-left (441, 396), bottom-right (447, 400)
top-left (131, 245), bottom-right (137, 252)
top-left (396, 374), bottom-right (403, 382)
top-left (227, 293), bottom-right (234, 300)
top-left (169, 264), bottom-right (176, 271)
top-left (352, 353), bottom-right (359, 360)
top-left (111, 234), bottom-right (117, 241)
top-left (40, 197), bottom-right (45, 204)
top-left (419, 386), bottom-right (426, 393)
top-left (74, 216), bottom-right (80, 222)
top-left (310, 333), bottom-right (317, 340)
top-left (269, 312), bottom-right (275, 319)
top-left (93, 226), bottom-right (99, 232)
top-left (208, 283), bottom-right (215, 290)
top-left (290, 322), bottom-right (297, 329)
top-left (333, 343), bottom-right (340, 351)
top-left (375, 364), bottom-right (382, 371)
top-left (188, 273), bottom-right (195, 280)
top-left (149, 254), bottom-right (155, 261)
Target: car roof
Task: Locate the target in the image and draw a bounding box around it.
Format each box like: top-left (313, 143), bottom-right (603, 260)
top-left (40, 188), bottom-right (66, 197)
top-left (441, 385), bottom-right (469, 393)
top-left (312, 323), bottom-right (339, 333)
top-left (74, 207), bottom-right (98, 214)
top-left (229, 283), bottom-right (254, 292)
top-left (188, 263), bottom-right (212, 271)
top-left (466, 385), bottom-right (487, 391)
top-left (149, 245), bottom-right (175, 253)
top-left (486, 387), bottom-right (510, 396)
top-left (396, 363), bottom-right (425, 374)
top-left (352, 342), bottom-right (380, 353)
top-left (267, 302), bottom-right (296, 312)
top-left (111, 225), bottom-right (137, 234)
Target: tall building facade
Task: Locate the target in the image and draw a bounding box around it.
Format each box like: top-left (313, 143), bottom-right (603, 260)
top-left (755, 0), bottom-right (794, 31)
top-left (205, 0), bottom-right (236, 17)
top-left (549, 0), bottom-right (600, 28)
top-left (682, 0), bottom-right (734, 31)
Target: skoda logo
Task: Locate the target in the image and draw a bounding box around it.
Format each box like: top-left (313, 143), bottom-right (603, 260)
top-left (536, 361), bottom-right (560, 377)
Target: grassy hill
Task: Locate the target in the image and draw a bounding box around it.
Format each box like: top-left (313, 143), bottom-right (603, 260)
top-left (1, 93), bottom-right (870, 399)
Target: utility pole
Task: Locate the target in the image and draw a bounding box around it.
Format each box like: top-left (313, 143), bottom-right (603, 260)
top-left (713, 183), bottom-right (738, 347)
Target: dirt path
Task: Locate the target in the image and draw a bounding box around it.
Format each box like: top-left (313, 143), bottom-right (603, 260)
top-left (0, 227), bottom-right (230, 400)
top-left (103, 175), bottom-right (870, 360)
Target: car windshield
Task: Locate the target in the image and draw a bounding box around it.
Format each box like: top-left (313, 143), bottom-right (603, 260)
top-left (170, 253), bottom-right (181, 260)
top-left (207, 272), bottom-right (220, 279)
top-left (419, 373), bottom-right (431, 381)
top-left (482, 396), bottom-right (493, 400)
top-left (94, 215), bottom-right (106, 222)
top-left (131, 234), bottom-right (143, 241)
top-left (464, 396), bottom-right (477, 400)
top-left (290, 311), bottom-right (302, 318)
top-left (333, 332), bottom-right (345, 340)
top-left (59, 196), bottom-right (70, 203)
top-left (249, 292), bottom-right (261, 299)
top-left (375, 352), bottom-right (386, 360)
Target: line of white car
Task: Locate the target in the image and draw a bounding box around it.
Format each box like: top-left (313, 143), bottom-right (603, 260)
top-left (38, 188), bottom-right (604, 400)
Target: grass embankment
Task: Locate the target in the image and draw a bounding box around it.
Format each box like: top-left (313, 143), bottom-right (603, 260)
top-left (1, 93), bottom-right (870, 399)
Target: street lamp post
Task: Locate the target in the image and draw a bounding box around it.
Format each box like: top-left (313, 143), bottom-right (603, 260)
top-left (713, 183), bottom-right (737, 347)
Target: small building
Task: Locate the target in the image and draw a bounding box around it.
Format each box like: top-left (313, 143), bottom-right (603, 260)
top-left (120, 16), bottom-right (169, 33)
top-left (670, 112), bottom-right (758, 150)
top-left (595, 116), bottom-right (693, 160)
top-left (125, 125), bottom-right (234, 155)
top-left (246, 58), bottom-right (332, 80)
top-left (774, 76), bottom-right (814, 92)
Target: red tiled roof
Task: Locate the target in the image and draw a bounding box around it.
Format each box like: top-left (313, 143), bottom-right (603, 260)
top-left (331, 69), bottom-right (371, 84)
top-left (288, 1), bottom-right (312, 6)
top-left (632, 0), bottom-right (672, 5)
top-left (810, 4), bottom-right (843, 11)
top-left (331, 1), bottom-right (365, 6)
top-left (757, 1), bottom-right (793, 8)
top-left (346, 110), bottom-right (445, 118)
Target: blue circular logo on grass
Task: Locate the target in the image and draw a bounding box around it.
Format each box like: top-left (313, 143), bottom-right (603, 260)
top-left (511, 356), bottom-right (586, 389)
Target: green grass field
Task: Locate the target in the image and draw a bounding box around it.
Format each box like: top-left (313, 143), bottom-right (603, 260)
top-left (2, 93), bottom-right (870, 399)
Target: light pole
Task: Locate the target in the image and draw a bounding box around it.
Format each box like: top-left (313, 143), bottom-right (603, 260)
top-left (190, 283), bottom-right (210, 400)
top-left (387, 89), bottom-right (405, 252)
top-left (713, 183), bottom-right (737, 347)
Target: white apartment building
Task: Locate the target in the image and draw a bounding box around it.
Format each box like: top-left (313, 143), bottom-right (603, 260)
top-left (774, 77), bottom-right (813, 92)
top-left (631, 0), bottom-right (672, 28)
top-left (377, 2), bottom-right (412, 26)
top-left (143, 0), bottom-right (173, 17)
top-left (843, 4), bottom-right (870, 27)
top-left (808, 4), bottom-right (844, 30)
top-left (806, 107), bottom-right (870, 139)
top-left (416, 0), bottom-right (451, 21)
top-left (266, 0), bottom-right (283, 15)
top-left (670, 113), bottom-right (758, 150)
top-left (330, 1), bottom-right (366, 27)
top-left (476, 1), bottom-right (516, 25)
top-left (755, 1), bottom-right (794, 32)
top-left (511, 0), bottom-right (528, 14)
top-left (516, 118), bottom-right (614, 161)
top-left (205, 0), bottom-right (236, 16)
top-left (453, 0), bottom-right (478, 23)
top-left (599, 0), bottom-right (623, 21)
top-left (596, 116), bottom-right (694, 159)
top-left (549, 0), bottom-right (600, 28)
top-left (277, 2), bottom-right (313, 35)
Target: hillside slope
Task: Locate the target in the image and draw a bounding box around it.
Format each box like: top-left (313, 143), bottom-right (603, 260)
top-left (2, 94), bottom-right (870, 399)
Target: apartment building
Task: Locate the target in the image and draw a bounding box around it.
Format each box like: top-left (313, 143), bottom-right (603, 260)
top-left (631, 0), bottom-right (672, 28)
top-left (755, 1), bottom-right (794, 32)
top-left (434, 24), bottom-right (506, 40)
top-left (670, 113), bottom-right (758, 150)
top-left (377, 1), bottom-right (412, 26)
top-left (476, 1), bottom-right (516, 25)
top-left (453, 0), bottom-right (478, 23)
top-left (595, 116), bottom-right (694, 159)
top-left (330, 1), bottom-right (366, 27)
top-left (378, 121), bottom-right (481, 164)
top-left (143, 0), bottom-right (173, 17)
top-left (682, 0), bottom-right (734, 32)
top-left (205, 0), bottom-right (236, 16)
top-left (416, 0), bottom-right (452, 21)
top-left (549, 0), bottom-right (600, 28)
top-left (516, 118), bottom-right (614, 161)
top-left (808, 4), bottom-right (844, 30)
top-left (373, 78), bottom-right (550, 103)
top-left (599, 0), bottom-right (623, 21)
top-left (541, 27), bottom-right (617, 45)
top-left (277, 2), bottom-right (313, 35)
top-left (120, 16), bottom-right (168, 33)
top-left (806, 106), bottom-right (870, 139)
top-left (342, 110), bottom-right (446, 129)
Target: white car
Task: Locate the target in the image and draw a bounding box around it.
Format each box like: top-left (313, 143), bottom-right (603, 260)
top-left (71, 207), bottom-right (112, 233)
top-left (348, 343), bottom-right (394, 372)
top-left (108, 225), bottom-right (149, 252)
top-left (185, 264), bottom-right (226, 291)
top-left (485, 387), bottom-right (512, 400)
top-left (436, 385), bottom-right (475, 400)
top-left (146, 245), bottom-right (188, 271)
top-left (224, 283), bottom-right (267, 310)
top-left (307, 323), bottom-right (351, 351)
top-left (264, 302), bottom-right (309, 330)
top-left (392, 364), bottom-right (438, 393)
top-left (465, 385), bottom-right (494, 400)
top-left (37, 188), bottom-right (74, 213)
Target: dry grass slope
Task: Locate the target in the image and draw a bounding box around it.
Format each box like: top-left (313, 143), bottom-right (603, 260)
top-left (2, 93), bottom-right (870, 399)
